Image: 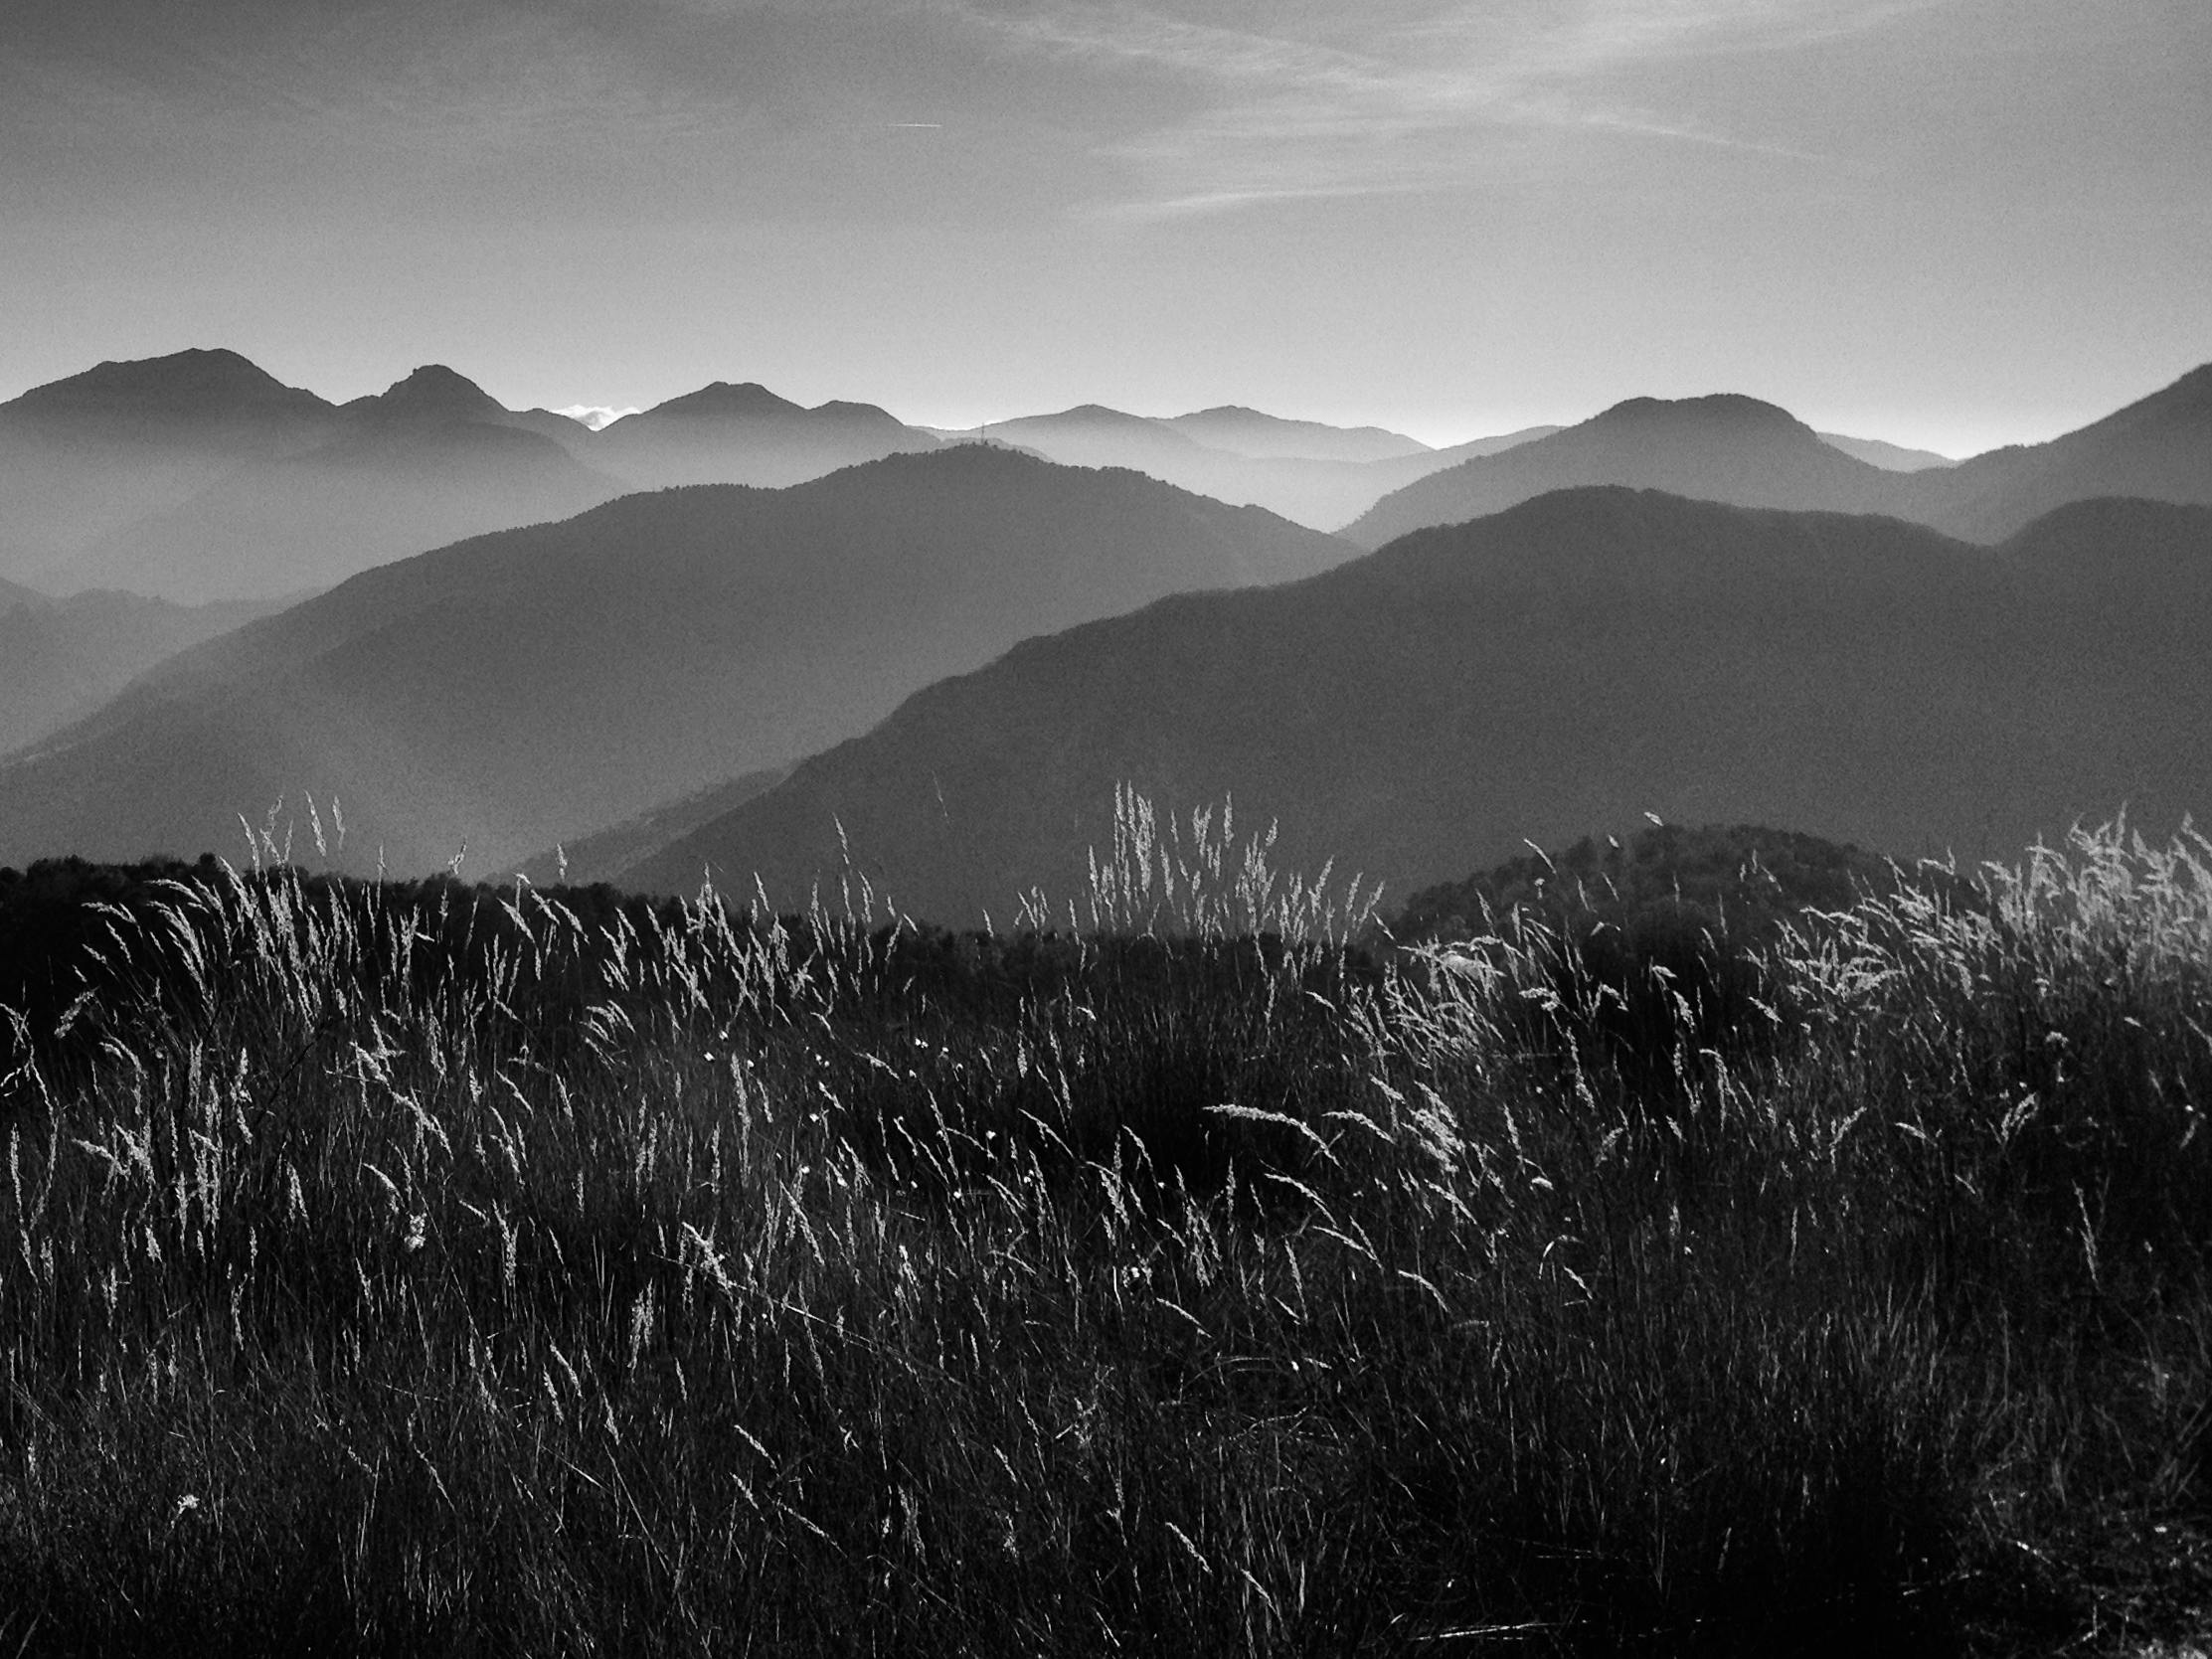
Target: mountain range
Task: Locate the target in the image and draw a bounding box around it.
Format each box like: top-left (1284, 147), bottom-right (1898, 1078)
top-left (0, 447), bottom-right (1347, 875)
top-left (615, 489), bottom-right (2212, 923)
top-left (1, 349), bottom-right (2206, 908)
top-left (592, 382), bottom-right (941, 489)
top-left (58, 368), bottom-right (624, 601)
top-left (0, 350), bottom-right (336, 590)
top-left (1344, 396), bottom-right (1903, 548)
top-left (939, 406), bottom-right (1568, 530)
top-left (931, 407), bottom-right (1960, 532)
top-left (1346, 366), bottom-right (2212, 549)
top-left (0, 352), bottom-right (953, 602)
top-left (10, 347), bottom-right (2155, 610)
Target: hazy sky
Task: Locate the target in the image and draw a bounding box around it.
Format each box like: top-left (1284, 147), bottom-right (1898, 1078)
top-left (3, 0), bottom-right (2206, 453)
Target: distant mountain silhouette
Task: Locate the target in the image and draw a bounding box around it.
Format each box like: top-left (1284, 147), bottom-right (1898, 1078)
top-left (591, 382), bottom-right (940, 489)
top-left (1815, 433), bottom-right (1957, 472)
top-left (984, 407), bottom-right (1227, 474)
top-left (1161, 407), bottom-right (1433, 463)
top-left (51, 366), bottom-right (624, 601)
top-left (0, 349), bottom-right (342, 583)
top-left (1899, 364), bottom-right (2212, 540)
top-left (1401, 428), bottom-right (1569, 470)
top-left (6, 352), bottom-right (948, 600)
top-left (1350, 369), bottom-right (2212, 548)
top-left (1346, 395), bottom-right (1901, 549)
top-left (340, 363), bottom-right (521, 427)
top-left (0, 447), bottom-right (1351, 875)
top-left (5, 348), bottom-right (333, 437)
top-left (342, 364), bottom-right (610, 451)
top-left (949, 405), bottom-right (1560, 529)
top-left (0, 589), bottom-right (278, 756)
top-left (617, 490), bottom-right (2212, 924)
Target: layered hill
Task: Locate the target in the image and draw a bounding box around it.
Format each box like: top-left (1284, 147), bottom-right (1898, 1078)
top-left (0, 447), bottom-right (1350, 876)
top-left (1815, 434), bottom-right (1957, 472)
top-left (618, 490), bottom-right (2212, 924)
top-left (955, 406), bottom-right (1562, 531)
top-left (0, 590), bottom-right (279, 756)
top-left (591, 383), bottom-right (942, 490)
top-left (1349, 367), bottom-right (2212, 548)
top-left (0, 349), bottom-right (341, 584)
top-left (1160, 407), bottom-right (1432, 463)
top-left (53, 366), bottom-right (624, 601)
top-left (1345, 396), bottom-right (1903, 549)
top-left (1901, 363), bottom-right (2212, 541)
top-left (5, 351), bottom-right (955, 601)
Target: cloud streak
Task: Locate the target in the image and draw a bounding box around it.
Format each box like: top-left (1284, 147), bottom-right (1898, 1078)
top-left (1, 0), bottom-right (1928, 222)
top-left (951, 0), bottom-right (1933, 218)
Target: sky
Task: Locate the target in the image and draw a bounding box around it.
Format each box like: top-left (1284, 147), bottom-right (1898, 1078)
top-left (2, 0), bottom-right (2207, 455)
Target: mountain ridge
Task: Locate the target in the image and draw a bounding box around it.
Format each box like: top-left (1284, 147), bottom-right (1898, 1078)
top-left (3, 348), bottom-right (337, 433)
top-left (0, 350), bottom-right (958, 594)
top-left (0, 445), bottom-right (1354, 876)
top-left (1350, 366), bottom-right (2212, 547)
top-left (617, 488), bottom-right (2212, 922)
top-left (1897, 363), bottom-right (2212, 541)
top-left (1345, 394), bottom-right (1903, 548)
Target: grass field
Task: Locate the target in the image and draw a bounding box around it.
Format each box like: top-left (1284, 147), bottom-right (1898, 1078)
top-left (3, 797), bottom-right (2210, 1655)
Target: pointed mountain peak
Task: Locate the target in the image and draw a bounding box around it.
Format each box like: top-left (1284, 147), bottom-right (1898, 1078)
top-left (9, 348), bottom-right (329, 423)
top-left (643, 382), bottom-right (807, 420)
top-left (347, 365), bottom-right (510, 424)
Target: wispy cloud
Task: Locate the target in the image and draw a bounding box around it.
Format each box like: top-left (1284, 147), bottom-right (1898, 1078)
top-left (950, 0), bottom-right (1933, 218)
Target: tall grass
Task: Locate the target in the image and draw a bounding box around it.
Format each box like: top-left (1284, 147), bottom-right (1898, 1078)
top-left (2, 804), bottom-right (2209, 1655)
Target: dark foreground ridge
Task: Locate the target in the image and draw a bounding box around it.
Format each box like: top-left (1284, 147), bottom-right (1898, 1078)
top-left (3, 811), bottom-right (2210, 1653)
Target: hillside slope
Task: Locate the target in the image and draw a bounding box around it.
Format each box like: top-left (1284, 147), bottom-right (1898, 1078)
top-left (1902, 363), bottom-right (2212, 541)
top-left (0, 591), bottom-right (278, 757)
top-left (621, 491), bottom-right (2212, 923)
top-left (0, 447), bottom-right (1350, 875)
